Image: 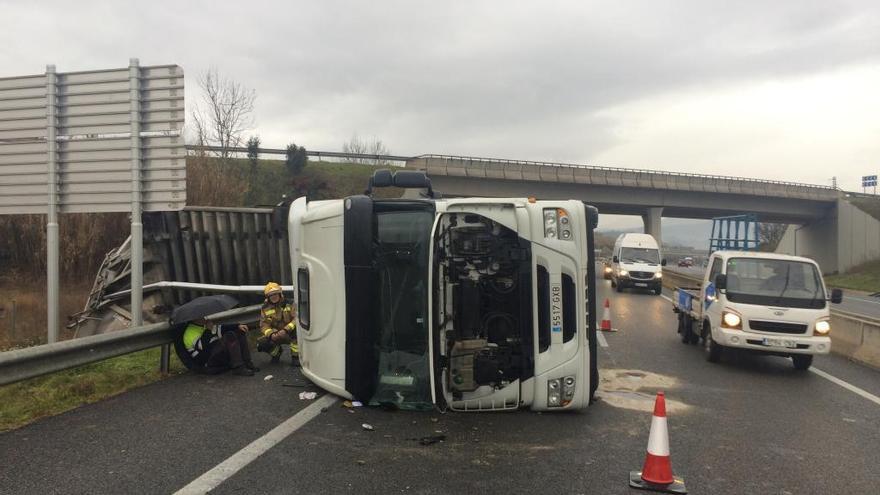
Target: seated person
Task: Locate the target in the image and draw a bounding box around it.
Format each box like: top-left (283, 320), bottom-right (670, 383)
top-left (175, 318), bottom-right (258, 376)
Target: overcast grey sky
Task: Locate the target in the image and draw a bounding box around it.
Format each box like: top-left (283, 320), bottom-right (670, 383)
top-left (2, 0), bottom-right (879, 209)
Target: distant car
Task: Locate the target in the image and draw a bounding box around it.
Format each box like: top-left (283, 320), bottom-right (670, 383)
top-left (678, 257), bottom-right (694, 267)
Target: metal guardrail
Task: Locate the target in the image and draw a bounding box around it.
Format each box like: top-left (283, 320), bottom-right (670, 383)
top-left (418, 154), bottom-right (839, 192)
top-left (0, 304), bottom-right (262, 387)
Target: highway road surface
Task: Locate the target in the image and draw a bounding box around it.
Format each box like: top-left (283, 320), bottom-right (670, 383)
top-left (665, 266), bottom-right (880, 321)
top-left (1, 278), bottom-right (879, 494)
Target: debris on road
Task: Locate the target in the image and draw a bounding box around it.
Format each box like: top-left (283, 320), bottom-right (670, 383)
top-left (362, 423), bottom-right (374, 431)
top-left (416, 434), bottom-right (446, 446)
top-left (263, 375), bottom-right (274, 381)
top-left (356, 460), bottom-right (366, 465)
top-left (299, 391), bottom-right (317, 400)
top-left (352, 401), bottom-right (363, 407)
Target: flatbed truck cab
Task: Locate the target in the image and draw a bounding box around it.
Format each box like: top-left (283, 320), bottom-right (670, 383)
top-left (288, 170), bottom-right (599, 411)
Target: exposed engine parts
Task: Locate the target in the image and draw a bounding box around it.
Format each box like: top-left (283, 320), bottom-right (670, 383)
top-left (434, 213), bottom-right (532, 397)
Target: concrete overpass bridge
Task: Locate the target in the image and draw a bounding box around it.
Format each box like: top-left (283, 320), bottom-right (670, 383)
top-left (405, 155), bottom-right (876, 274)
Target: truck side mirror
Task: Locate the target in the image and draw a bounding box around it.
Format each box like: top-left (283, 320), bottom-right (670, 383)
top-left (612, 255), bottom-right (619, 263)
top-left (830, 288), bottom-right (843, 304)
top-left (715, 274), bottom-right (727, 291)
top-left (661, 259), bottom-right (667, 266)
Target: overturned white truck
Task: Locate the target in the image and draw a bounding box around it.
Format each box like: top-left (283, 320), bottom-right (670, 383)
top-left (290, 170), bottom-right (600, 411)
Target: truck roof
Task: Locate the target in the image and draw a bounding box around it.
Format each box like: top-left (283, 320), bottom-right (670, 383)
top-left (712, 250), bottom-right (818, 265)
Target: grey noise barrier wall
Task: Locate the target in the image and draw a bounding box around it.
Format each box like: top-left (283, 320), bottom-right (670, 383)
top-left (661, 269), bottom-right (880, 370)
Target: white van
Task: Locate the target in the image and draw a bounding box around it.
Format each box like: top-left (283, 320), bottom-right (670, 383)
top-left (611, 233), bottom-right (665, 295)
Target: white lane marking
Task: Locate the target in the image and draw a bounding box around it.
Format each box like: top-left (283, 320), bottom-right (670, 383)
top-left (596, 331), bottom-right (608, 348)
top-left (660, 294), bottom-right (672, 303)
top-left (175, 394), bottom-right (338, 494)
top-left (810, 367), bottom-right (880, 407)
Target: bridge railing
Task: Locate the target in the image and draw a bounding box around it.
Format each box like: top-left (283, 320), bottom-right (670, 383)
top-left (414, 154), bottom-right (839, 200)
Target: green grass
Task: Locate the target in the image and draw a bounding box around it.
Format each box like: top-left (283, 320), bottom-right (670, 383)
top-left (216, 157), bottom-right (403, 206)
top-left (824, 259), bottom-right (880, 293)
top-left (0, 347), bottom-right (185, 432)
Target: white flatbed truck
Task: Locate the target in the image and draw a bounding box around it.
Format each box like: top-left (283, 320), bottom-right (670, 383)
top-left (672, 250), bottom-right (842, 370)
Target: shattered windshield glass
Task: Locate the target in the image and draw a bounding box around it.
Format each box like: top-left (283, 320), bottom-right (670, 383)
top-left (370, 207), bottom-right (435, 410)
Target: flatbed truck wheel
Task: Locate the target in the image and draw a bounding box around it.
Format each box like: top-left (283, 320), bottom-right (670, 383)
top-left (792, 354), bottom-right (813, 370)
top-left (703, 324), bottom-right (722, 363)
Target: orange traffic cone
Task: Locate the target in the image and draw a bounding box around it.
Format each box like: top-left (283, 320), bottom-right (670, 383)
top-left (600, 298), bottom-right (617, 332)
top-left (629, 391), bottom-right (687, 493)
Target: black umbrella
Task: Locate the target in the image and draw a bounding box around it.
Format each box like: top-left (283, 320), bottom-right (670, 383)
top-left (171, 295), bottom-right (239, 325)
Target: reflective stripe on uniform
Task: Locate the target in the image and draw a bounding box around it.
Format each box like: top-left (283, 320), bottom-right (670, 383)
top-left (183, 323), bottom-right (206, 357)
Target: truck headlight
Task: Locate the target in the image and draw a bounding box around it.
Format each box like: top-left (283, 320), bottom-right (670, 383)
top-left (547, 378), bottom-right (561, 407)
top-left (654, 272), bottom-right (663, 279)
top-left (562, 376), bottom-right (576, 405)
top-left (722, 311), bottom-right (742, 330)
top-left (548, 376), bottom-right (576, 407)
top-left (814, 319), bottom-right (831, 336)
top-left (544, 208), bottom-right (571, 240)
top-left (619, 270), bottom-right (629, 277)
top-left (604, 266), bottom-right (612, 273)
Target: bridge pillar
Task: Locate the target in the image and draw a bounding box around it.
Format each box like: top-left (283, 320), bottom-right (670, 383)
top-left (642, 207), bottom-right (663, 245)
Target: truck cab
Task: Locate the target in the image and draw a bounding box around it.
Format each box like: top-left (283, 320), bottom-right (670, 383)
top-left (288, 171), bottom-right (599, 411)
top-left (697, 251), bottom-right (842, 369)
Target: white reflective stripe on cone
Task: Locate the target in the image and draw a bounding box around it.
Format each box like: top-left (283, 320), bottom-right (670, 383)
top-left (646, 415), bottom-right (670, 456)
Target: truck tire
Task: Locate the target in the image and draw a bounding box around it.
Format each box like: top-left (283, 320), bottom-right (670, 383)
top-left (792, 354), bottom-right (813, 371)
top-left (653, 287), bottom-right (662, 296)
top-left (615, 283), bottom-right (623, 293)
top-left (610, 278), bottom-right (616, 288)
top-left (703, 325), bottom-right (722, 363)
top-left (686, 319), bottom-right (700, 345)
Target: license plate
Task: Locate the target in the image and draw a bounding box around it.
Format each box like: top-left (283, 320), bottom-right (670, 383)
top-left (635, 283), bottom-right (648, 287)
top-left (763, 338), bottom-right (797, 348)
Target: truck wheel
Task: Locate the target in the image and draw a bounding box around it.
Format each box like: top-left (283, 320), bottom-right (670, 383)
top-left (703, 326), bottom-right (722, 363)
top-left (615, 282), bottom-right (623, 293)
top-left (610, 278), bottom-right (616, 288)
top-left (792, 354), bottom-right (813, 371)
top-left (653, 287), bottom-right (662, 296)
top-left (677, 314), bottom-right (687, 342)
top-left (686, 319), bottom-right (700, 345)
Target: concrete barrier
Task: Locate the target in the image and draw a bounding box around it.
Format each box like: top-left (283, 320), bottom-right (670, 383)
top-left (662, 269), bottom-right (880, 370)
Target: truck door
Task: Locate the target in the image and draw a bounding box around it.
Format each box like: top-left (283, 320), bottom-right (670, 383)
top-left (701, 256), bottom-right (723, 326)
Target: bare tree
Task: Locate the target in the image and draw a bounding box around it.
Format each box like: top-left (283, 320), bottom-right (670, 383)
top-left (758, 223), bottom-right (788, 252)
top-left (189, 68), bottom-right (256, 158)
top-left (342, 134), bottom-right (391, 165)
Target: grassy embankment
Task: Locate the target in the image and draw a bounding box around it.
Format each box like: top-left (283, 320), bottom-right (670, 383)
top-left (0, 348), bottom-right (186, 432)
top-left (0, 156), bottom-right (391, 430)
top-left (824, 260), bottom-right (880, 293)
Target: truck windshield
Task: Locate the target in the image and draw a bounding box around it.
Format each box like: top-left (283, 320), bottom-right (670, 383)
top-left (620, 247), bottom-right (660, 264)
top-left (370, 206), bottom-right (435, 410)
top-left (725, 258), bottom-right (826, 309)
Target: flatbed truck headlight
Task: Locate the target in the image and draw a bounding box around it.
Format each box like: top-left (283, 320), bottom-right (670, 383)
top-left (721, 311), bottom-right (742, 330)
top-left (619, 270), bottom-right (629, 277)
top-left (814, 319), bottom-right (831, 336)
